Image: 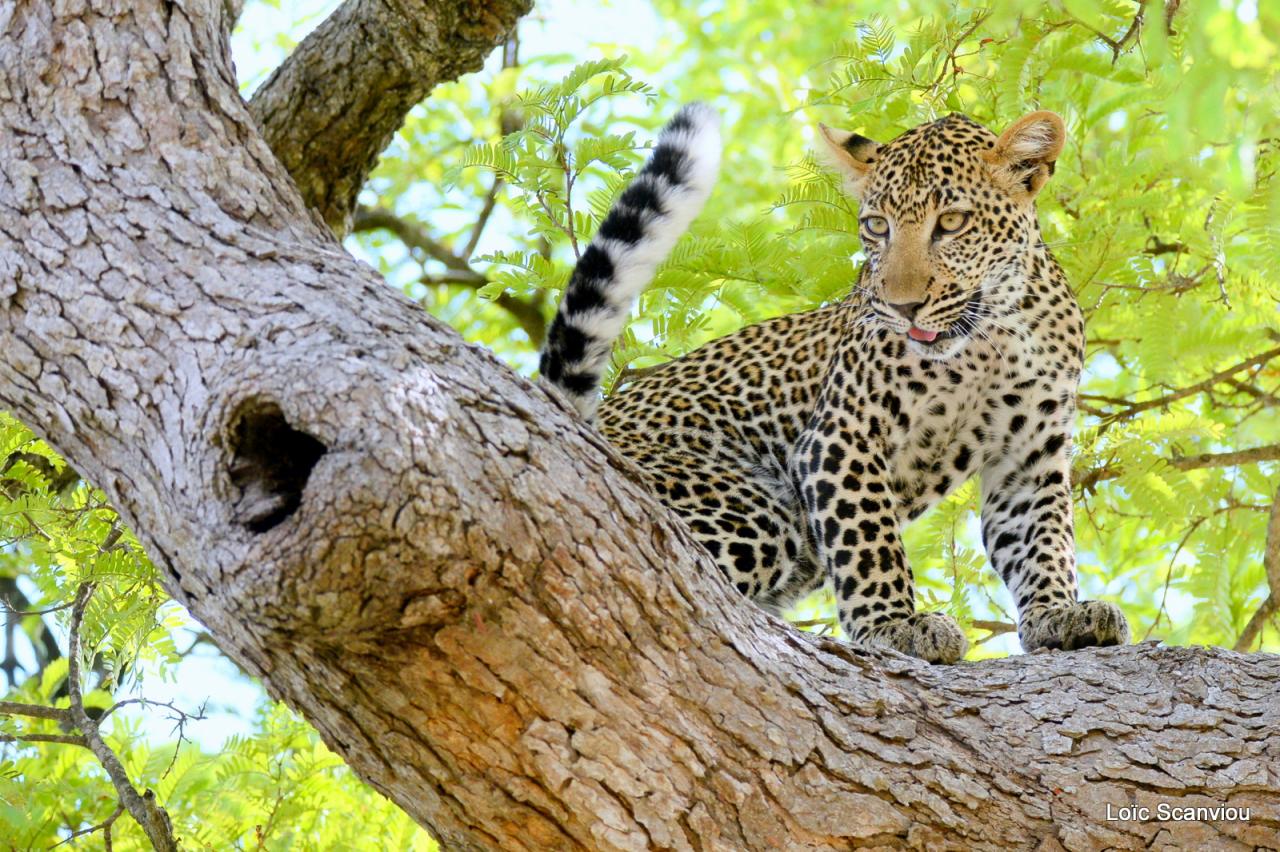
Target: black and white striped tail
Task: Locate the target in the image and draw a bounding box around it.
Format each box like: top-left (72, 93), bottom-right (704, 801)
top-left (539, 103), bottom-right (721, 420)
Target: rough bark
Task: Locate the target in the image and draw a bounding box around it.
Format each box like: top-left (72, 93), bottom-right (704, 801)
top-left (1, 3), bottom-right (1278, 850)
top-left (246, 0), bottom-right (531, 236)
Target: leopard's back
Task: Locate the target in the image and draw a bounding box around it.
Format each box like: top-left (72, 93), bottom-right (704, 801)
top-left (598, 303), bottom-right (845, 468)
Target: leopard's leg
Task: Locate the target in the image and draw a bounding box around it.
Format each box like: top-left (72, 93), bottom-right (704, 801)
top-left (794, 412), bottom-right (967, 664)
top-left (979, 396), bottom-right (1130, 653)
top-left (642, 450), bottom-right (818, 613)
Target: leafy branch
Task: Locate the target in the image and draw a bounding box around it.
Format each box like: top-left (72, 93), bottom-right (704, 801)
top-left (452, 56), bottom-right (654, 307)
top-left (351, 205), bottom-right (548, 346)
top-left (1058, 0), bottom-right (1148, 64)
top-left (0, 583), bottom-right (191, 850)
top-left (1074, 443), bottom-right (1280, 493)
top-left (52, 804), bottom-right (125, 851)
top-left (1079, 343), bottom-right (1280, 426)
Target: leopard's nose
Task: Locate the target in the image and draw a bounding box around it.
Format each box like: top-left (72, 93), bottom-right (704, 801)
top-left (887, 299), bottom-right (924, 321)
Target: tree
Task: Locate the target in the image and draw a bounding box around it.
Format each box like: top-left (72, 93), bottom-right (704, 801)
top-left (2, 0), bottom-right (1278, 848)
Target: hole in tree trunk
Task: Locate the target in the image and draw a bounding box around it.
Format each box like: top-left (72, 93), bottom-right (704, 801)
top-left (228, 401), bottom-right (327, 533)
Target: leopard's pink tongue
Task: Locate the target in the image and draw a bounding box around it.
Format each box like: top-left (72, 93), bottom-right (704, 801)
top-left (908, 326), bottom-right (939, 342)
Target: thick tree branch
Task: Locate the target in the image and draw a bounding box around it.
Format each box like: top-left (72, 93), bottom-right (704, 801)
top-left (2, 5), bottom-right (1279, 849)
top-left (248, 0), bottom-right (531, 236)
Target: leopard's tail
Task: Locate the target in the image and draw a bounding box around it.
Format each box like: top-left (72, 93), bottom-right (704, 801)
top-left (539, 103), bottom-right (721, 420)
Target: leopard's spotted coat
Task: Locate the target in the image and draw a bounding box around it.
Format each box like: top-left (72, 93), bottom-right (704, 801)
top-left (540, 104), bottom-right (1130, 663)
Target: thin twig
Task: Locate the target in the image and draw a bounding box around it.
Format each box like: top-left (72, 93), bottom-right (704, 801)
top-left (461, 33), bottom-right (520, 264)
top-left (1059, 0), bottom-right (1145, 63)
top-left (98, 697), bottom-right (208, 781)
top-left (1096, 263), bottom-right (1210, 298)
top-left (789, 617), bottom-right (836, 636)
top-left (925, 14), bottom-right (989, 92)
top-left (1169, 445), bottom-right (1280, 473)
top-left (462, 177), bottom-right (504, 260)
top-left (1088, 344), bottom-right (1280, 424)
top-left (51, 803), bottom-right (125, 850)
top-left (0, 579), bottom-right (63, 687)
top-left (1075, 443), bottom-right (1280, 491)
top-left (351, 205), bottom-right (547, 345)
top-left (969, 620), bottom-right (1017, 647)
top-left (970, 619), bottom-right (1016, 635)
top-left (0, 732), bottom-right (88, 746)
top-left (1142, 517), bottom-right (1205, 641)
top-left (1, 598), bottom-right (76, 618)
top-left (412, 275), bottom-right (546, 347)
top-left (99, 697), bottom-right (193, 723)
top-left (1111, 0), bottom-right (1147, 63)
top-left (612, 361), bottom-right (672, 390)
top-left (1235, 486), bottom-right (1280, 651)
top-left (1225, 377), bottom-right (1280, 407)
top-left (67, 583), bottom-right (179, 852)
top-left (352, 206), bottom-right (480, 279)
top-left (561, 153), bottom-right (580, 258)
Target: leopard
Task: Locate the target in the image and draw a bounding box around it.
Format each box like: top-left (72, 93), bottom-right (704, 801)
top-left (538, 102), bottom-right (1130, 663)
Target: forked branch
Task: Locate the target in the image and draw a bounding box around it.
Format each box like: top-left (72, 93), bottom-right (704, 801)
top-left (247, 0), bottom-right (531, 235)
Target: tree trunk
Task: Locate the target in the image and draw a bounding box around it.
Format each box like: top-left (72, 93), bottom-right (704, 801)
top-left (1, 3), bottom-right (1277, 850)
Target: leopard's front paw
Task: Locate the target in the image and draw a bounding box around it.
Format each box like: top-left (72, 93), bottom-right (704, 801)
top-left (1019, 600), bottom-right (1130, 653)
top-left (861, 612), bottom-right (968, 664)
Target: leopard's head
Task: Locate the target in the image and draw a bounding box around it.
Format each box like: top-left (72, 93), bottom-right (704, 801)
top-left (818, 111), bottom-right (1065, 358)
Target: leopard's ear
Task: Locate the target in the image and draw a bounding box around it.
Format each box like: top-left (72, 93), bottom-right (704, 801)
top-left (817, 123), bottom-right (882, 199)
top-left (985, 110), bottom-right (1065, 199)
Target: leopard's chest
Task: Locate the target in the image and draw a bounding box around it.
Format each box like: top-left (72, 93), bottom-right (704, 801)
top-left (893, 380), bottom-right (987, 511)
top-left (854, 346), bottom-right (999, 519)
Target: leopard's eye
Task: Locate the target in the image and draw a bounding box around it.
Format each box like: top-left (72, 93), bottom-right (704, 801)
top-left (862, 216), bottom-right (890, 237)
top-left (936, 211), bottom-right (970, 235)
